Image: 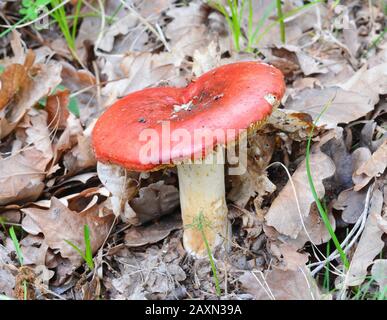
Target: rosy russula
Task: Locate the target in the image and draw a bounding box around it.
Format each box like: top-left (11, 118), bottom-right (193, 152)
top-left (92, 61), bottom-right (286, 257)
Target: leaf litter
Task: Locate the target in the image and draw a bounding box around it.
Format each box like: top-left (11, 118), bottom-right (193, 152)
top-left (0, 0), bottom-right (386, 300)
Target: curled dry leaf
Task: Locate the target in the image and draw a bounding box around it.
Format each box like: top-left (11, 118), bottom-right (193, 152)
top-left (97, 162), bottom-right (139, 217)
top-left (286, 87), bottom-right (373, 129)
top-left (128, 181), bottom-right (180, 226)
top-left (320, 134), bottom-right (354, 190)
top-left (267, 109), bottom-right (313, 141)
top-left (21, 197), bottom-right (115, 266)
top-left (0, 50), bottom-right (35, 111)
top-left (286, 203), bottom-right (335, 249)
top-left (125, 213), bottom-right (181, 247)
top-left (269, 242), bottom-right (309, 271)
top-left (63, 121), bottom-right (97, 175)
top-left (239, 266), bottom-right (321, 300)
top-left (45, 89), bottom-right (70, 130)
top-left (20, 234), bottom-right (48, 266)
top-left (59, 61), bottom-right (96, 125)
top-left (334, 188), bottom-right (368, 224)
top-left (100, 52), bottom-right (185, 106)
top-left (346, 189), bottom-right (384, 286)
top-left (53, 113), bottom-right (83, 164)
top-left (166, 2), bottom-right (214, 57)
top-left (0, 148), bottom-right (48, 206)
top-left (353, 140), bottom-right (387, 191)
top-left (266, 151), bottom-right (335, 239)
top-left (228, 134), bottom-right (276, 208)
top-left (340, 63), bottom-right (387, 105)
top-left (0, 52), bottom-right (62, 139)
top-left (25, 110), bottom-right (54, 164)
top-left (63, 134), bottom-right (96, 175)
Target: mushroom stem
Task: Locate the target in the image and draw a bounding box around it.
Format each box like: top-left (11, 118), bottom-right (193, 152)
top-left (177, 147), bottom-right (230, 257)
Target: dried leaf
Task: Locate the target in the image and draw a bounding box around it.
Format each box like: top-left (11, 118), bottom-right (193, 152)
top-left (371, 259), bottom-right (387, 296)
top-left (45, 89), bottom-right (70, 130)
top-left (100, 52), bottom-right (185, 106)
top-left (340, 63), bottom-right (387, 105)
top-left (128, 181), bottom-right (180, 226)
top-left (334, 188), bottom-right (367, 224)
top-left (21, 197), bottom-right (114, 266)
top-left (266, 151), bottom-right (335, 238)
top-left (239, 266), bottom-right (321, 300)
top-left (125, 214), bottom-right (181, 247)
top-left (286, 87), bottom-right (373, 129)
top-left (96, 162), bottom-right (138, 217)
top-left (346, 189), bottom-right (384, 286)
top-left (353, 140), bottom-right (387, 191)
top-left (0, 148), bottom-right (47, 206)
top-left (0, 61), bottom-right (62, 139)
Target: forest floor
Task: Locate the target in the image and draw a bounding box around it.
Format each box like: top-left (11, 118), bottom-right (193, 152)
top-left (0, 0), bottom-right (386, 300)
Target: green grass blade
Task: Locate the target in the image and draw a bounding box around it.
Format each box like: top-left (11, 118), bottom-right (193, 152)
top-left (71, 0), bottom-right (83, 40)
top-left (186, 212), bottom-right (221, 296)
top-left (197, 213), bottom-right (221, 297)
top-left (323, 240), bottom-right (331, 291)
top-left (83, 224), bottom-right (94, 270)
top-left (64, 239), bottom-right (87, 261)
top-left (305, 100), bottom-right (350, 270)
top-left (254, 0), bottom-right (321, 45)
top-left (250, 1), bottom-right (276, 45)
top-left (9, 227), bottom-right (24, 265)
top-left (276, 0), bottom-right (285, 43)
top-left (23, 280), bottom-right (28, 300)
top-left (0, 16), bottom-right (29, 39)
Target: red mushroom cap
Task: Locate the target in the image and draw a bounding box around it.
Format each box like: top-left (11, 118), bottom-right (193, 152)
top-left (92, 62), bottom-right (285, 171)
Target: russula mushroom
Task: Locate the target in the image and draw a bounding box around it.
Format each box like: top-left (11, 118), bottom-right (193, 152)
top-left (92, 62), bottom-right (285, 257)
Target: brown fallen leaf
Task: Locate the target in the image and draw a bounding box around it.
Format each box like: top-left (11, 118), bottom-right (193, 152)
top-left (353, 140), bottom-right (387, 191)
top-left (267, 109), bottom-right (313, 141)
top-left (269, 242), bottom-right (309, 271)
top-left (96, 162), bottom-right (139, 217)
top-left (59, 62), bottom-right (96, 125)
top-left (63, 133), bottom-right (97, 175)
top-left (340, 63), bottom-right (387, 105)
top-left (228, 133), bottom-right (276, 208)
top-left (20, 234), bottom-right (48, 266)
top-left (127, 181), bottom-right (180, 226)
top-left (239, 266), bottom-right (321, 300)
top-left (0, 148), bottom-right (48, 206)
top-left (0, 48), bottom-right (35, 107)
top-left (265, 150), bottom-right (335, 239)
top-left (21, 197), bottom-right (115, 266)
top-left (286, 203), bottom-right (336, 249)
top-left (371, 259), bottom-right (387, 297)
top-left (334, 188), bottom-right (368, 224)
top-left (346, 189), bottom-right (384, 286)
top-left (286, 87), bottom-right (373, 129)
top-left (25, 110), bottom-right (54, 165)
top-left (100, 51), bottom-right (185, 106)
top-left (166, 2), bottom-right (214, 57)
top-left (125, 213), bottom-right (181, 247)
top-left (45, 89), bottom-right (70, 130)
top-left (0, 244), bottom-right (15, 297)
top-left (0, 53), bottom-right (62, 139)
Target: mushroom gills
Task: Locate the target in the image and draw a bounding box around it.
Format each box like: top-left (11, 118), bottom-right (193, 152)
top-left (177, 147), bottom-right (230, 257)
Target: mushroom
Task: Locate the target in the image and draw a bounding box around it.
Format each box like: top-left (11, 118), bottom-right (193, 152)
top-left (92, 62), bottom-right (285, 257)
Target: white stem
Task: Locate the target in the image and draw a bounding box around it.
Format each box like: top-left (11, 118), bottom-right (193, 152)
top-left (177, 147), bottom-right (230, 257)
